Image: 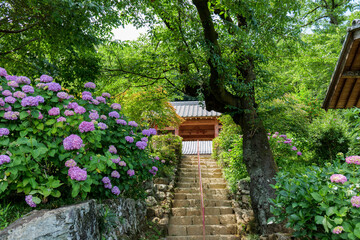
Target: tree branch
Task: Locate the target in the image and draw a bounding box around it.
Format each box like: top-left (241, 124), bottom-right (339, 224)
top-left (0, 22), bottom-right (39, 34)
top-left (301, 15), bottom-right (329, 27)
top-left (0, 37), bottom-right (39, 56)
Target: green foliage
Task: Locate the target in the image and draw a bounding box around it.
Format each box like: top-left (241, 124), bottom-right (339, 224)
top-left (0, 0), bottom-right (120, 92)
top-left (270, 156), bottom-right (360, 239)
top-left (0, 73), bottom-right (160, 208)
top-left (149, 134), bottom-right (182, 178)
top-left (308, 113), bottom-right (350, 163)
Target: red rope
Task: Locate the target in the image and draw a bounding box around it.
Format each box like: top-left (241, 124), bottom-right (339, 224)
top-left (197, 140), bottom-right (205, 240)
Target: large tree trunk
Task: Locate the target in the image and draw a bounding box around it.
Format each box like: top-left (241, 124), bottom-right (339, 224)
top-left (234, 105), bottom-right (280, 234)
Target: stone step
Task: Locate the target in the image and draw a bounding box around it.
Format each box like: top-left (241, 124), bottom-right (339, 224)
top-left (179, 172), bottom-right (223, 178)
top-left (175, 188), bottom-right (229, 196)
top-left (177, 177), bottom-right (226, 184)
top-left (172, 199), bottom-right (232, 208)
top-left (176, 182), bottom-right (227, 189)
top-left (168, 224), bottom-right (237, 236)
top-left (178, 168), bottom-right (222, 173)
top-left (171, 207), bottom-right (234, 216)
top-left (174, 193), bottom-right (229, 200)
top-left (169, 214), bottom-right (236, 225)
top-left (166, 235), bottom-right (239, 240)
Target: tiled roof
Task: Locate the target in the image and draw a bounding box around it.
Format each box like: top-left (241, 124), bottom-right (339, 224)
top-left (170, 101), bottom-right (221, 118)
top-left (182, 141), bottom-right (213, 155)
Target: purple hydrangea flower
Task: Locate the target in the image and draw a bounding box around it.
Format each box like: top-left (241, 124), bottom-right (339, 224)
top-left (7, 81), bottom-right (19, 88)
top-left (102, 92), bottom-right (111, 98)
top-left (38, 112), bottom-right (43, 119)
top-left (79, 121), bottom-right (95, 133)
top-left (0, 98), bottom-right (4, 107)
top-left (40, 74), bottom-right (53, 83)
top-left (136, 141), bottom-right (147, 150)
top-left (100, 115), bottom-right (107, 120)
top-left (111, 186), bottom-right (120, 196)
top-left (102, 177), bottom-right (111, 184)
top-left (5, 75), bottom-right (16, 81)
top-left (47, 82), bottom-right (62, 92)
top-left (125, 136), bottom-right (134, 143)
top-left (63, 134), bottom-right (83, 150)
top-left (109, 111), bottom-right (120, 118)
top-left (35, 95), bottom-right (44, 103)
top-left (25, 195), bottom-right (36, 208)
top-left (127, 169), bottom-right (135, 177)
top-left (142, 129), bottom-right (151, 136)
top-left (2, 90), bottom-right (12, 97)
top-left (57, 92), bottom-right (69, 99)
top-left (292, 146), bottom-right (297, 151)
top-left (98, 122), bottom-right (107, 130)
top-left (22, 85), bottom-right (34, 93)
top-left (128, 121), bottom-right (138, 127)
top-left (16, 76), bottom-right (31, 84)
top-left (0, 67), bottom-right (8, 76)
top-left (65, 159), bottom-right (77, 167)
top-left (21, 96), bottom-right (39, 107)
top-left (68, 167), bottom-right (87, 181)
top-left (96, 96), bottom-right (106, 103)
top-left (104, 183), bottom-right (112, 189)
top-left (0, 128), bottom-right (10, 136)
top-left (4, 111), bottom-right (19, 120)
top-left (111, 170), bottom-right (120, 178)
top-left (0, 155), bottom-right (11, 165)
top-left (91, 99), bottom-right (100, 105)
top-left (345, 156), bottom-right (360, 165)
top-left (330, 174), bottom-right (347, 184)
top-left (111, 103), bottom-right (121, 110)
top-left (74, 106), bottom-right (86, 114)
top-left (332, 226), bottom-right (344, 234)
top-left (68, 102), bottom-right (79, 109)
top-left (279, 135), bottom-right (287, 138)
top-left (141, 137), bottom-right (148, 142)
top-left (84, 82), bottom-right (96, 89)
top-left (297, 151), bottom-right (302, 156)
top-left (149, 166), bottom-right (158, 176)
top-left (82, 94), bottom-right (93, 101)
top-left (109, 145), bottom-right (117, 154)
top-left (89, 110), bottom-right (99, 120)
top-left (82, 91), bottom-right (92, 96)
top-left (155, 156), bottom-right (160, 160)
top-left (64, 110), bottom-right (74, 116)
top-left (57, 117), bottom-right (66, 122)
top-left (111, 157), bottom-right (120, 164)
top-left (161, 160), bottom-right (165, 163)
top-left (48, 107), bottom-right (60, 116)
top-left (119, 161), bottom-right (126, 167)
top-left (13, 91), bottom-right (26, 99)
top-left (4, 96), bottom-right (16, 104)
top-left (351, 196), bottom-right (360, 208)
top-left (116, 119), bottom-right (127, 125)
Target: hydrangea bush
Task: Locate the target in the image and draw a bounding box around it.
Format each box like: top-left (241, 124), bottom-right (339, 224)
top-left (0, 67), bottom-right (161, 207)
top-left (270, 154), bottom-right (360, 239)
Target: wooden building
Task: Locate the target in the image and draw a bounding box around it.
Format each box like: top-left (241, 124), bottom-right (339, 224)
top-left (160, 101), bottom-right (221, 141)
top-left (323, 19), bottom-right (360, 110)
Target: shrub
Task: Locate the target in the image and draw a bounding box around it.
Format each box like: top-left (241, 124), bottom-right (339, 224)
top-left (149, 133), bottom-right (182, 178)
top-left (0, 67), bottom-right (161, 208)
top-left (270, 154), bottom-right (360, 240)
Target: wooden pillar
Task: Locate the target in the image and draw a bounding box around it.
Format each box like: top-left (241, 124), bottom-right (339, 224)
top-left (175, 128), bottom-right (179, 136)
top-left (214, 121), bottom-right (219, 138)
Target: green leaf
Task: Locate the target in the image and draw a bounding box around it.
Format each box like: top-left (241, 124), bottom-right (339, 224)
top-left (326, 207), bottom-right (335, 217)
top-left (31, 110), bottom-right (40, 119)
top-left (37, 123), bottom-right (44, 130)
top-left (0, 138), bottom-right (9, 146)
top-left (20, 111), bottom-right (29, 120)
top-left (315, 215), bottom-right (324, 224)
top-left (338, 207), bottom-right (348, 217)
top-left (71, 184), bottom-right (80, 198)
top-left (45, 119), bottom-right (56, 126)
top-left (334, 218), bottom-right (343, 224)
top-left (32, 197), bottom-right (41, 204)
top-left (354, 223), bottom-right (360, 238)
top-left (0, 181), bottom-right (8, 193)
top-left (51, 190), bottom-right (61, 198)
top-left (311, 192), bottom-right (322, 202)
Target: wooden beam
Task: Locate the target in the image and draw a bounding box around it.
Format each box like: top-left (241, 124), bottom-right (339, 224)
top-left (342, 71), bottom-right (360, 78)
top-left (181, 119), bottom-right (218, 125)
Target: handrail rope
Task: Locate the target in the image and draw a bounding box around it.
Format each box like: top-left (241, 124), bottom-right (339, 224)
top-left (197, 140), bottom-right (206, 240)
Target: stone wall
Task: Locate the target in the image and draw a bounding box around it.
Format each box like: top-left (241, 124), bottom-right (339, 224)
top-left (0, 198), bottom-right (147, 240)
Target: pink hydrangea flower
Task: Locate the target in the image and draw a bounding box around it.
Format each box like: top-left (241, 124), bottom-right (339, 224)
top-left (13, 91), bottom-right (26, 99)
top-left (57, 117), bottom-right (66, 122)
top-left (74, 106), bottom-right (86, 114)
top-left (16, 76), bottom-right (31, 84)
top-left (119, 161), bottom-right (126, 166)
top-left (332, 226), bottom-right (344, 234)
top-left (102, 92), bottom-right (111, 98)
top-left (65, 159), bottom-right (77, 167)
top-left (0, 155), bottom-right (11, 165)
top-left (351, 196), bottom-right (360, 208)
top-left (7, 81), bottom-right (19, 88)
top-left (0, 67), bottom-right (8, 76)
top-left (345, 156), bottom-right (360, 165)
top-left (111, 103), bottom-right (121, 110)
top-left (330, 174), bottom-right (347, 184)
top-left (57, 92), bottom-right (69, 99)
top-left (48, 107), bottom-right (60, 116)
top-left (64, 110), bottom-right (74, 116)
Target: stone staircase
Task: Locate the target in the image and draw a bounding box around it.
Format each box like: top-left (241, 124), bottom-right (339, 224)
top-left (167, 155), bottom-right (240, 240)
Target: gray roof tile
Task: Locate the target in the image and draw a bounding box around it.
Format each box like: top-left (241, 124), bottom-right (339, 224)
top-left (170, 101), bottom-right (221, 117)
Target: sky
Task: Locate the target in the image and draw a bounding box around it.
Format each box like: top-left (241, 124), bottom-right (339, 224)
top-left (112, 25), bottom-right (148, 41)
